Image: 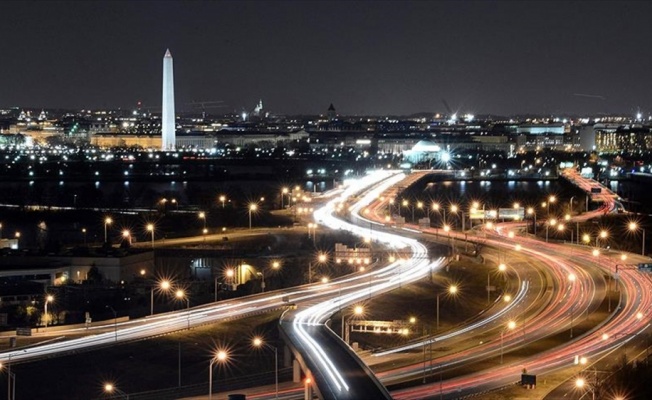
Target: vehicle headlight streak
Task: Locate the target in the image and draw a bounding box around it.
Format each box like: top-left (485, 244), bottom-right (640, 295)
top-left (289, 171), bottom-right (444, 393)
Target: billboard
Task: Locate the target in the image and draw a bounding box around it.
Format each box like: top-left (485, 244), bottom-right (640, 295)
top-left (498, 207), bottom-right (525, 220)
top-left (470, 209), bottom-right (498, 220)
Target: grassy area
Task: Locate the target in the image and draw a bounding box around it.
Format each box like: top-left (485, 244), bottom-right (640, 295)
top-left (2, 312), bottom-right (284, 400)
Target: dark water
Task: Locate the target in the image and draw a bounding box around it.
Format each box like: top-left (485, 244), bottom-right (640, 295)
top-left (402, 178), bottom-right (587, 212)
top-left (608, 180), bottom-right (652, 215)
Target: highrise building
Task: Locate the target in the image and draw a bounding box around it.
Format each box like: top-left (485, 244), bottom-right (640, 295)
top-left (161, 49), bottom-right (176, 150)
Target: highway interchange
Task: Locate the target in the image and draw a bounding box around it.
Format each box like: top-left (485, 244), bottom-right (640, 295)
top-left (1, 169), bottom-right (651, 400)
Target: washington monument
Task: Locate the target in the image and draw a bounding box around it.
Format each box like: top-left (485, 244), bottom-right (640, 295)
top-left (162, 49), bottom-right (175, 150)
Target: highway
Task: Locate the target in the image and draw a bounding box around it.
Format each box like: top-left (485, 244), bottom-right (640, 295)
top-left (2, 169), bottom-right (651, 400)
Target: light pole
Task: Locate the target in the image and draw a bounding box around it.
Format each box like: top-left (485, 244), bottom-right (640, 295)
top-left (106, 305), bottom-right (118, 342)
top-left (176, 289), bottom-right (190, 328)
top-left (527, 207), bottom-right (536, 235)
top-left (436, 285), bottom-right (457, 331)
top-left (147, 223), bottom-right (155, 248)
top-left (500, 320), bottom-right (516, 364)
top-left (1, 357), bottom-right (16, 400)
top-left (252, 337), bottom-right (279, 399)
top-left (548, 195), bottom-right (556, 216)
top-left (219, 195), bottom-right (226, 209)
top-left (104, 217), bottom-right (113, 243)
top-left (575, 377), bottom-right (595, 400)
top-left (43, 294), bottom-right (54, 328)
top-left (281, 187), bottom-right (289, 209)
top-left (308, 223), bottom-right (317, 246)
top-left (82, 228), bottom-right (87, 245)
top-left (208, 350), bottom-right (228, 400)
top-left (199, 211), bottom-right (207, 231)
top-left (249, 204), bottom-right (257, 229)
top-left (151, 279), bottom-right (172, 315)
top-left (629, 222), bottom-right (646, 255)
top-left (104, 383), bottom-right (129, 400)
top-left (342, 305), bottom-right (364, 344)
top-left (569, 273), bottom-right (576, 338)
top-left (122, 230), bottom-right (131, 246)
top-left (597, 230), bottom-right (608, 248)
top-left (450, 204), bottom-right (458, 230)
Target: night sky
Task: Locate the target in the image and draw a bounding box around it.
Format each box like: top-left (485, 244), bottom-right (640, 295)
top-left (1, 1), bottom-right (652, 116)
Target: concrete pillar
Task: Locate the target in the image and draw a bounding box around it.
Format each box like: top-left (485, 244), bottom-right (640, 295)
top-left (284, 345), bottom-right (292, 368)
top-left (293, 359), bottom-right (301, 383)
top-left (304, 379), bottom-right (313, 400)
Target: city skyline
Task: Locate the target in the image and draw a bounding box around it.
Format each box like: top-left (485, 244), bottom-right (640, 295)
top-left (1, 1), bottom-right (651, 116)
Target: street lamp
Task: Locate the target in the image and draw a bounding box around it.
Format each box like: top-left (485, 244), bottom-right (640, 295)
top-left (199, 211), bottom-right (207, 230)
top-left (249, 204), bottom-right (257, 229)
top-left (500, 320), bottom-right (517, 364)
top-left (104, 383), bottom-right (129, 400)
top-left (575, 377), bottom-right (595, 400)
top-left (548, 195), bottom-right (556, 215)
top-left (595, 229), bottom-right (608, 247)
top-left (436, 285), bottom-right (457, 331)
top-left (151, 279), bottom-right (172, 315)
top-left (342, 305), bottom-right (364, 344)
top-left (208, 350), bottom-right (228, 400)
top-left (629, 222), bottom-right (646, 255)
top-left (43, 294), bottom-right (54, 328)
top-left (82, 227), bottom-right (87, 245)
top-left (527, 207), bottom-right (536, 235)
top-left (146, 223), bottom-right (155, 248)
top-left (219, 195), bottom-right (226, 208)
top-left (122, 230), bottom-right (131, 245)
top-left (569, 273), bottom-right (576, 338)
top-left (176, 289), bottom-right (190, 328)
top-left (104, 217), bottom-right (113, 243)
top-left (308, 223), bottom-right (317, 246)
top-left (281, 187), bottom-right (289, 209)
top-left (252, 337), bottom-right (279, 399)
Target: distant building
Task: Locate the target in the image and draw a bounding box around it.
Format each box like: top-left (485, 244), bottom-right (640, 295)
top-left (327, 103), bottom-right (336, 121)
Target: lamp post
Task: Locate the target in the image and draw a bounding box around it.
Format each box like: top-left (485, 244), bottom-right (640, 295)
top-left (629, 222), bottom-right (646, 256)
top-left (597, 230), bottom-right (608, 248)
top-left (547, 195), bottom-right (556, 216)
top-left (436, 285), bottom-right (457, 331)
top-left (122, 230), bottom-right (131, 246)
top-left (219, 195), bottom-right (226, 209)
top-left (569, 273), bottom-right (576, 338)
top-left (106, 305), bottom-right (118, 342)
top-left (146, 223), bottom-right (155, 248)
top-left (151, 279), bottom-right (171, 315)
top-left (575, 377), bottom-right (595, 400)
top-left (527, 207), bottom-right (536, 235)
top-left (249, 204), bottom-right (257, 229)
top-left (208, 350), bottom-right (228, 400)
top-left (199, 211), bottom-right (207, 230)
top-left (281, 187), bottom-right (289, 209)
top-left (450, 204), bottom-right (458, 230)
top-left (342, 305), bottom-right (364, 344)
top-left (43, 294), bottom-right (54, 328)
top-left (252, 337), bottom-right (279, 399)
top-left (308, 223), bottom-right (317, 246)
top-left (104, 383), bottom-right (129, 400)
top-left (176, 289), bottom-right (190, 328)
top-left (104, 217), bottom-right (113, 243)
top-left (1, 357), bottom-right (16, 400)
top-left (500, 320), bottom-right (517, 364)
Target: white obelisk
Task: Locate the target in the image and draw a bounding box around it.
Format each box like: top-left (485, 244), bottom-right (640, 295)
top-left (161, 49), bottom-right (176, 150)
